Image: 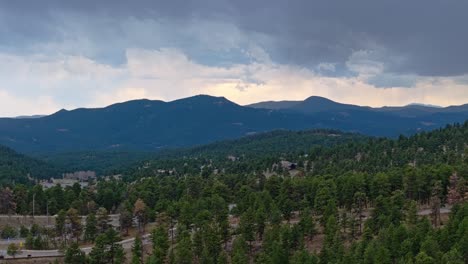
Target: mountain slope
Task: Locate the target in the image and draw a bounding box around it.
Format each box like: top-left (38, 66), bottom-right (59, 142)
top-left (246, 96), bottom-right (363, 112)
top-left (40, 150), bottom-right (158, 175)
top-left (0, 145), bottom-right (60, 184)
top-left (131, 121), bottom-right (468, 181)
top-left (158, 129), bottom-right (367, 159)
top-left (0, 95), bottom-right (466, 153)
top-left (0, 95), bottom-right (309, 153)
top-left (288, 96), bottom-right (368, 114)
top-left (246, 100), bottom-right (301, 110)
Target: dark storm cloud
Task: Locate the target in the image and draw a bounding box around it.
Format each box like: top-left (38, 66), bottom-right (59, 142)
top-left (225, 0), bottom-right (468, 76)
top-left (1, 0), bottom-right (467, 77)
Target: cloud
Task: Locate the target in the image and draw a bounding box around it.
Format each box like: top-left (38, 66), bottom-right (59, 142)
top-left (1, 46), bottom-right (468, 117)
top-left (1, 1), bottom-right (468, 77)
top-left (2, 0), bottom-right (468, 117)
top-left (0, 90), bottom-right (59, 117)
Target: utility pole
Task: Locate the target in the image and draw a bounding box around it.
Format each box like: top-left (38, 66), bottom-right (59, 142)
top-left (32, 193), bottom-right (36, 219)
top-left (46, 200), bottom-right (49, 226)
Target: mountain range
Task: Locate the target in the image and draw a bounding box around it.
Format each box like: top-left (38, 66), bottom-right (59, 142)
top-left (248, 96), bottom-right (468, 116)
top-left (0, 95), bottom-right (466, 154)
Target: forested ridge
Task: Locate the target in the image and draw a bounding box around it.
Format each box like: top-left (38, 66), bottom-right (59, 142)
top-left (0, 122), bottom-right (466, 263)
top-left (39, 129), bottom-right (365, 175)
top-left (1, 95), bottom-right (466, 154)
top-left (39, 150), bottom-right (158, 176)
top-left (0, 145), bottom-right (60, 185)
top-left (130, 122), bottom-right (467, 179)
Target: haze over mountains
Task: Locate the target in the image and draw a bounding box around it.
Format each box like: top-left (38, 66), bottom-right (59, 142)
top-left (0, 95), bottom-right (466, 154)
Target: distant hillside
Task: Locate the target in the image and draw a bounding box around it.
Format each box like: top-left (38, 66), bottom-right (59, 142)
top-left (288, 96), bottom-right (366, 113)
top-left (248, 96), bottom-right (468, 117)
top-left (40, 150), bottom-right (158, 176)
top-left (160, 129), bottom-right (367, 159)
top-left (41, 130), bottom-right (366, 174)
top-left (0, 95), bottom-right (466, 153)
top-left (132, 121), bottom-right (468, 179)
top-left (246, 100), bottom-right (301, 110)
top-left (0, 145), bottom-right (60, 184)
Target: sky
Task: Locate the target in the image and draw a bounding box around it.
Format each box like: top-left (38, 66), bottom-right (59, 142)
top-left (0, 0), bottom-right (467, 117)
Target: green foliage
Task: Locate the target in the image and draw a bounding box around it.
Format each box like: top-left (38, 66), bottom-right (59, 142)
top-left (64, 242), bottom-right (87, 264)
top-left (150, 226), bottom-right (169, 264)
top-left (232, 236), bottom-right (249, 264)
top-left (7, 243), bottom-right (19, 258)
top-left (84, 213), bottom-right (97, 242)
top-left (131, 235), bottom-right (143, 264)
top-left (41, 150), bottom-right (158, 176)
top-left (173, 231), bottom-right (193, 264)
top-left (9, 122), bottom-right (468, 263)
top-left (1, 225), bottom-right (17, 239)
top-left (88, 229), bottom-right (125, 264)
top-left (0, 145), bottom-right (60, 184)
top-left (19, 225), bottom-right (29, 238)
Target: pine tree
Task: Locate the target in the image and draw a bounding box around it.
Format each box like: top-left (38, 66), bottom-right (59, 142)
top-left (131, 235), bottom-right (143, 264)
top-left (415, 251), bottom-right (434, 264)
top-left (340, 211), bottom-right (349, 237)
top-left (202, 223), bottom-right (222, 263)
top-left (430, 181), bottom-right (442, 227)
top-left (174, 231), bottom-right (193, 264)
top-left (239, 208), bottom-right (256, 251)
top-left (65, 242), bottom-right (87, 264)
top-left (320, 216), bottom-right (344, 264)
top-left (232, 236), bottom-right (249, 264)
top-left (66, 208), bottom-right (82, 242)
top-left (89, 229), bottom-right (125, 264)
top-left (255, 205), bottom-right (267, 240)
top-left (291, 249), bottom-right (317, 264)
top-left (363, 240), bottom-right (391, 264)
top-left (96, 207), bottom-right (110, 234)
top-left (150, 226), bottom-right (169, 264)
top-left (217, 250), bottom-right (229, 264)
top-left (441, 248), bottom-right (464, 264)
top-left (299, 207), bottom-right (316, 241)
top-left (0, 187), bottom-right (16, 215)
top-left (420, 235), bottom-right (441, 262)
top-left (353, 191), bottom-right (367, 235)
top-left (405, 200), bottom-right (419, 227)
top-left (56, 209), bottom-right (66, 242)
top-left (84, 213), bottom-right (97, 242)
top-left (119, 208), bottom-right (133, 236)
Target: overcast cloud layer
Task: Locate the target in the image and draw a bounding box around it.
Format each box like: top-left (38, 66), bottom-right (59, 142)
top-left (0, 0), bottom-right (467, 116)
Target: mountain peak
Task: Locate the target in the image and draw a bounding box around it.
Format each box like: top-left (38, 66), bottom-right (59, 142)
top-left (304, 96), bottom-right (336, 103)
top-left (172, 94), bottom-right (238, 106)
top-left (180, 94), bottom-right (228, 101)
top-left (290, 96), bottom-right (362, 113)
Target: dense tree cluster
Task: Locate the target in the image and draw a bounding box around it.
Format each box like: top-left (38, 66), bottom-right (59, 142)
top-left (0, 145), bottom-right (60, 184)
top-left (0, 122), bottom-right (466, 263)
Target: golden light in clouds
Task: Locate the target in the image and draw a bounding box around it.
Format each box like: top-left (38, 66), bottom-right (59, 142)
top-left (0, 48), bottom-right (467, 117)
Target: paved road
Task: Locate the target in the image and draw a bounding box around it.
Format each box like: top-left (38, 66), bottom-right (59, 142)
top-left (0, 234), bottom-right (151, 259)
